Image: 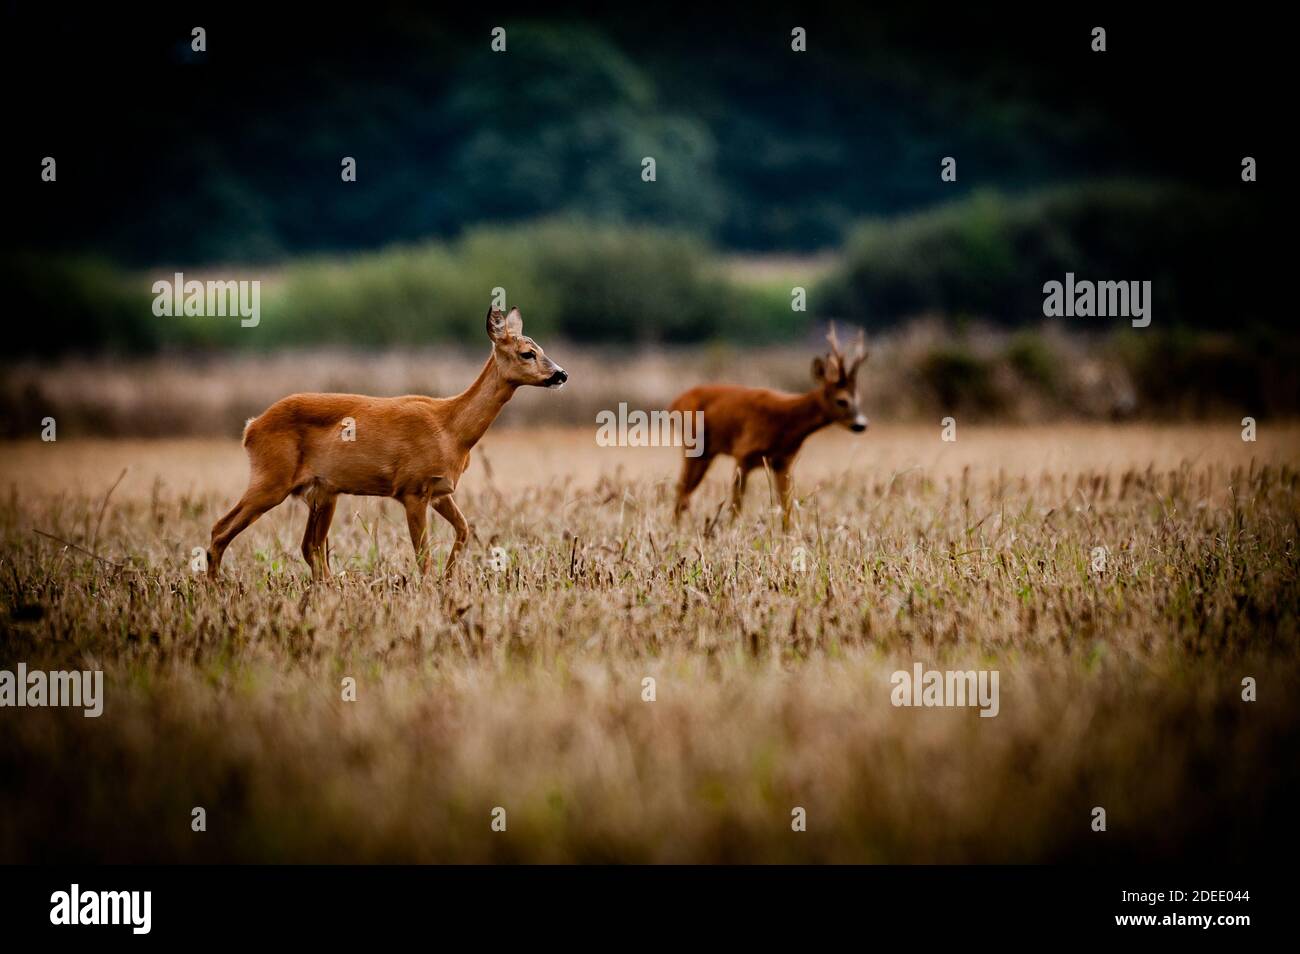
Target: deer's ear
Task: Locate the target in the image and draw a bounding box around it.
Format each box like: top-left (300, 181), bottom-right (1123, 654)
top-left (811, 356), bottom-right (826, 381)
top-left (505, 306), bottom-right (523, 338)
top-left (486, 307), bottom-right (506, 342)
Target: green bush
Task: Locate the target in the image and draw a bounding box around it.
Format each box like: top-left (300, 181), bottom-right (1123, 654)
top-left (215, 220), bottom-right (774, 348)
top-left (6, 255), bottom-right (158, 357)
top-left (818, 182), bottom-right (1263, 329)
top-left (1111, 329), bottom-right (1300, 417)
top-left (472, 221), bottom-right (726, 343)
top-left (6, 183), bottom-right (1273, 360)
top-left (916, 343), bottom-right (1002, 415)
top-left (1005, 330), bottom-right (1060, 396)
top-left (7, 221), bottom-right (810, 355)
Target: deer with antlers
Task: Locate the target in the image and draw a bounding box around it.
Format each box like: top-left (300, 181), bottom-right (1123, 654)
top-left (669, 324), bottom-right (868, 529)
top-left (206, 306), bottom-right (567, 581)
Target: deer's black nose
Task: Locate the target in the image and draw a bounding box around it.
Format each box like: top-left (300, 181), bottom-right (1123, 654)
top-left (850, 418), bottom-right (868, 432)
top-left (545, 368), bottom-right (568, 388)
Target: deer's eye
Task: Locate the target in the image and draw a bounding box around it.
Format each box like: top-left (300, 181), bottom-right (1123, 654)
top-left (835, 397), bottom-right (850, 409)
top-left (519, 351), bottom-right (535, 360)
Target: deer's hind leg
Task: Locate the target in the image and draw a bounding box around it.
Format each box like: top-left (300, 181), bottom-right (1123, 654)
top-left (769, 459), bottom-right (796, 531)
top-left (209, 476), bottom-right (294, 578)
top-left (730, 457), bottom-right (761, 517)
top-left (301, 490), bottom-right (338, 580)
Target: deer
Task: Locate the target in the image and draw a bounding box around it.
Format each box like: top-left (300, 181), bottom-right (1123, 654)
top-left (207, 306), bottom-right (567, 581)
top-left (669, 325), bottom-right (868, 530)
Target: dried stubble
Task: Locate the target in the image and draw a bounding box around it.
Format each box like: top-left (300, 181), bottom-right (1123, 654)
top-left (1, 424), bottom-right (1298, 862)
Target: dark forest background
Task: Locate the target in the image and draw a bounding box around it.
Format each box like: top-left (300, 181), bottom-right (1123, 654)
top-left (8, 6), bottom-right (1278, 261)
top-left (2, 2), bottom-right (1287, 418)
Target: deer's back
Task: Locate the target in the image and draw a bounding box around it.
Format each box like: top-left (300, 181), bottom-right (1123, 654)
top-left (243, 393), bottom-right (460, 498)
top-left (671, 384), bottom-right (803, 457)
top-left (246, 392), bottom-right (441, 440)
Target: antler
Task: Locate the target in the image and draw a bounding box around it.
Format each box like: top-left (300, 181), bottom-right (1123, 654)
top-left (825, 322), bottom-right (844, 360)
top-left (850, 328), bottom-right (869, 373)
top-left (826, 322), bottom-right (870, 377)
top-left (823, 322), bottom-right (845, 378)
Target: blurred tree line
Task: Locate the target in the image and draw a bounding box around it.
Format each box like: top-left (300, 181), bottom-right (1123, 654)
top-left (5, 182), bottom-right (1273, 356)
top-left (10, 9), bottom-right (1269, 264)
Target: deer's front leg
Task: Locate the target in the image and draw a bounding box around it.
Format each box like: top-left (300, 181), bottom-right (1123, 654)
top-left (730, 463), bottom-right (753, 516)
top-left (433, 494), bottom-right (470, 578)
top-left (403, 495), bottom-right (433, 575)
top-left (772, 463), bottom-right (795, 531)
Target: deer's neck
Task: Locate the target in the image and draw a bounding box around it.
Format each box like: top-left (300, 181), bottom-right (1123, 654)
top-left (784, 389), bottom-right (833, 445)
top-left (445, 355), bottom-right (517, 450)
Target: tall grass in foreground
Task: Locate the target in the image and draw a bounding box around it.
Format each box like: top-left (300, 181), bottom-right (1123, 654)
top-left (1, 428), bottom-right (1297, 862)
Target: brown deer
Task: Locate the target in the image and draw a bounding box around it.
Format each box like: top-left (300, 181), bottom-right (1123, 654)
top-left (669, 325), bottom-right (868, 529)
top-left (207, 306), bottom-right (567, 580)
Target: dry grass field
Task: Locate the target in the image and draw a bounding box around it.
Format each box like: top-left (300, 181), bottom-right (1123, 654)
top-left (2, 423), bottom-right (1298, 862)
top-left (0, 327), bottom-right (1155, 439)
